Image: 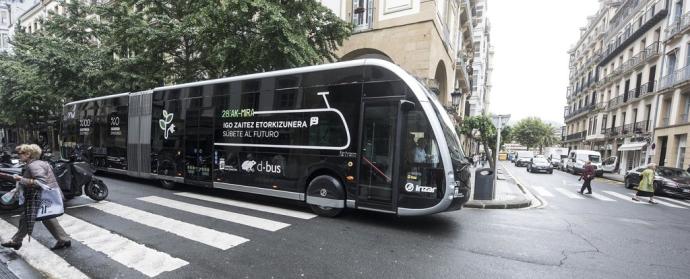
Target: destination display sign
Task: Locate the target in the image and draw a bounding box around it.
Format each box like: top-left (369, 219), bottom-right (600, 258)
top-left (214, 92), bottom-right (351, 150)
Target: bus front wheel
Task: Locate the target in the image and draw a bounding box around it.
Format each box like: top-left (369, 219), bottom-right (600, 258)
top-left (306, 175), bottom-right (345, 217)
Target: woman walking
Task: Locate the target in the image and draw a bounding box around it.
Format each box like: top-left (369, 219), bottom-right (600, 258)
top-left (1, 144), bottom-right (71, 250)
top-left (633, 163), bottom-right (658, 204)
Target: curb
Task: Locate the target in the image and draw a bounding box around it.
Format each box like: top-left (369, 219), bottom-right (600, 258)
top-left (0, 249), bottom-right (44, 279)
top-left (464, 198), bottom-right (532, 209)
top-left (464, 162), bottom-right (534, 209)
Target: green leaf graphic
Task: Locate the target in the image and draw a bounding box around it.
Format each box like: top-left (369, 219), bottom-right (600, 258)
top-left (163, 110), bottom-right (169, 118)
top-left (165, 113), bottom-right (174, 123)
top-left (159, 119), bottom-right (166, 130)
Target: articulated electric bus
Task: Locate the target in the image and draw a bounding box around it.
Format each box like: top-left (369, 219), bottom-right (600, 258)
top-left (61, 59), bottom-right (471, 216)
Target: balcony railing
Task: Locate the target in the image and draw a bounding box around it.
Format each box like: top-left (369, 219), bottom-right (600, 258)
top-left (600, 0), bottom-right (668, 66)
top-left (645, 41), bottom-right (661, 61)
top-left (608, 95), bottom-right (623, 108)
top-left (634, 120), bottom-right (651, 134)
top-left (660, 64), bottom-right (690, 90)
top-left (665, 11), bottom-right (690, 40)
top-left (566, 131), bottom-right (586, 141)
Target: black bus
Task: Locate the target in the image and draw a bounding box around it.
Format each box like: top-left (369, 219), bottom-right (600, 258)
top-left (61, 59), bottom-right (471, 216)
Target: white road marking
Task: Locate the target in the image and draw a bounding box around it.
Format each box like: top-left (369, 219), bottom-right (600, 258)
top-left (87, 201), bottom-right (249, 250)
top-left (0, 219), bottom-right (89, 279)
top-left (58, 214), bottom-right (188, 277)
top-left (650, 199), bottom-right (686, 209)
top-left (603, 191), bottom-right (644, 204)
top-left (656, 196), bottom-right (690, 207)
top-left (590, 192), bottom-right (615, 201)
top-left (138, 196), bottom-right (290, 231)
top-left (174, 192), bottom-right (317, 220)
top-left (531, 186), bottom-right (554, 197)
top-left (554, 187), bottom-right (585, 199)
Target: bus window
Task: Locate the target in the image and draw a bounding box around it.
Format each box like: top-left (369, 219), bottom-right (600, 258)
top-left (404, 110), bottom-right (443, 198)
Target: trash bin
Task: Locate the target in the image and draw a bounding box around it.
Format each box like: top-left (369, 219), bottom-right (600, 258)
top-left (473, 168), bottom-right (495, 200)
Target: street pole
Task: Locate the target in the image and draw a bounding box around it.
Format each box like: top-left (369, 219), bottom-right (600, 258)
top-left (492, 114), bottom-right (511, 193)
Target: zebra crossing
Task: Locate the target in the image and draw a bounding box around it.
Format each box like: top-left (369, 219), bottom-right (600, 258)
top-left (0, 191), bottom-right (318, 278)
top-left (530, 185), bottom-right (690, 209)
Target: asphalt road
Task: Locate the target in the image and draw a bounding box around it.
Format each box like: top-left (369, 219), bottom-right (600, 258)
top-left (0, 167), bottom-right (688, 279)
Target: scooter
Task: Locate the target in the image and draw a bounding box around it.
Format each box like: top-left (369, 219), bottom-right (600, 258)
top-left (0, 157), bottom-right (108, 210)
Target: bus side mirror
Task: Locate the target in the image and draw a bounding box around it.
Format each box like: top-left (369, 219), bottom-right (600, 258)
top-left (400, 100), bottom-right (415, 112)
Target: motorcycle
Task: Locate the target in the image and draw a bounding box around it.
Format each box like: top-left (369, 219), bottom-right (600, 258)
top-left (0, 157), bottom-right (108, 210)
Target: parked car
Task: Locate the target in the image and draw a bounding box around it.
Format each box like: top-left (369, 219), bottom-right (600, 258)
top-left (527, 157), bottom-right (553, 174)
top-left (565, 150), bottom-right (603, 176)
top-left (624, 166), bottom-right (690, 199)
top-left (514, 151), bottom-right (534, 167)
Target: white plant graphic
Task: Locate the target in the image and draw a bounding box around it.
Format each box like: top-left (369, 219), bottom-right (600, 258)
top-left (159, 110), bottom-right (176, 139)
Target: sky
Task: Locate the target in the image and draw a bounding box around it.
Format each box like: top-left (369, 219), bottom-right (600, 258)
top-left (488, 0), bottom-right (600, 126)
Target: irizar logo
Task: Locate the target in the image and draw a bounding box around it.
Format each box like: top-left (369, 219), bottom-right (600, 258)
top-left (159, 110), bottom-right (176, 139)
top-left (404, 183), bottom-right (437, 193)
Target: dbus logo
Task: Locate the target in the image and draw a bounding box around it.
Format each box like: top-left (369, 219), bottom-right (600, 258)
top-left (159, 110), bottom-right (176, 139)
top-left (241, 160), bottom-right (282, 174)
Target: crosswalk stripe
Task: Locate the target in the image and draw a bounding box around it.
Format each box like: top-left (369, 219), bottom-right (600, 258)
top-left (0, 219), bottom-right (89, 279)
top-left (554, 187), bottom-right (585, 199)
top-left (87, 201), bottom-right (249, 250)
top-left (174, 192), bottom-right (317, 220)
top-left (531, 186), bottom-right (554, 197)
top-left (650, 199), bottom-right (686, 209)
top-left (656, 196), bottom-right (690, 207)
top-left (603, 191), bottom-right (644, 203)
top-left (58, 214), bottom-right (188, 278)
top-left (601, 191), bottom-right (686, 208)
top-left (138, 196), bottom-right (290, 232)
top-left (590, 193), bottom-right (615, 201)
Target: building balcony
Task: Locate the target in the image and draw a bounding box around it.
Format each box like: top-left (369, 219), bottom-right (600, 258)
top-left (633, 120), bottom-right (652, 134)
top-left (659, 64), bottom-right (690, 91)
top-left (644, 41), bottom-right (661, 62)
top-left (607, 95), bottom-right (623, 109)
top-left (599, 0), bottom-right (668, 67)
top-left (566, 131), bottom-right (586, 141)
top-left (665, 11), bottom-right (690, 42)
top-left (564, 103), bottom-right (595, 121)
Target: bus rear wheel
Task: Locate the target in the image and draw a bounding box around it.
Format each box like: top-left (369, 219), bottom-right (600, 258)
top-left (306, 175), bottom-right (345, 217)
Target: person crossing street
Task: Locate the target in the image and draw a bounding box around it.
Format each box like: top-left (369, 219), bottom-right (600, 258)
top-left (633, 163), bottom-right (658, 204)
top-left (578, 161), bottom-right (595, 194)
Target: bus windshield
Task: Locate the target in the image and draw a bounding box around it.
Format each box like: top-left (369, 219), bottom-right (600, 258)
top-left (418, 84), bottom-right (465, 162)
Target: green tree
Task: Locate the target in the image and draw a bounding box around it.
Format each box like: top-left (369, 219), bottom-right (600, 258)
top-left (458, 115), bottom-right (511, 169)
top-left (0, 0), bottom-right (351, 140)
top-left (512, 117), bottom-right (556, 153)
top-left (100, 0), bottom-right (352, 83)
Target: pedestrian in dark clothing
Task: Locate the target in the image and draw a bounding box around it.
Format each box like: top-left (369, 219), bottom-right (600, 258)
top-left (578, 161), bottom-right (595, 194)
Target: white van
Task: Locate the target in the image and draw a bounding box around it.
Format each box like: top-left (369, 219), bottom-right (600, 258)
top-left (565, 150), bottom-right (603, 176)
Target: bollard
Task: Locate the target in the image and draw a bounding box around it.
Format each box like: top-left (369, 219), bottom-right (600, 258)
top-left (473, 168), bottom-right (495, 200)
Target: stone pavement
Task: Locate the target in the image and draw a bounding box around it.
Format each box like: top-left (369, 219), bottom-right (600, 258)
top-left (465, 161), bottom-right (533, 209)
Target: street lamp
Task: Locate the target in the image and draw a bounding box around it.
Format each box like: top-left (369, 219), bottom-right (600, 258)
top-left (491, 114), bottom-right (511, 192)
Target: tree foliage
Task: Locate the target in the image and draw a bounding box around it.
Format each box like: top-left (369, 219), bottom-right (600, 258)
top-left (512, 117), bottom-right (558, 153)
top-left (0, 0), bottom-right (351, 133)
top-left (458, 115), bottom-right (512, 169)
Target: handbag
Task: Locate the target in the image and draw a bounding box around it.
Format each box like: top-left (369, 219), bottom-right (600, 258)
top-left (1, 188), bottom-right (17, 205)
top-left (35, 181), bottom-right (64, 221)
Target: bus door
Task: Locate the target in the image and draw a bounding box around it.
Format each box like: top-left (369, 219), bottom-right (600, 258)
top-left (184, 97), bottom-right (214, 187)
top-left (357, 98), bottom-right (405, 212)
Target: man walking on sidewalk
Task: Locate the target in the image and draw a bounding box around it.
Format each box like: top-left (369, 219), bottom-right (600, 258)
top-left (578, 161), bottom-right (595, 194)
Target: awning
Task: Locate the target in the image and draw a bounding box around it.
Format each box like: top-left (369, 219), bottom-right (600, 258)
top-left (618, 142), bottom-right (647, 151)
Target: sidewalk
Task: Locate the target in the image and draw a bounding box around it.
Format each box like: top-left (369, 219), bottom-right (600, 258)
top-left (464, 162), bottom-right (533, 209)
